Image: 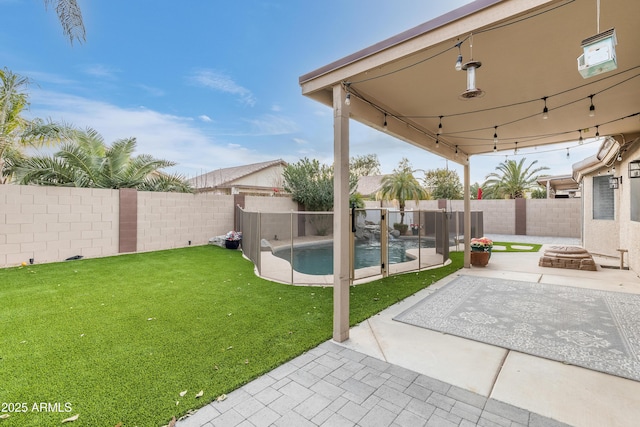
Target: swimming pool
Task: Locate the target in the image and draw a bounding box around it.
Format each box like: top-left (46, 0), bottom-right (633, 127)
top-left (273, 239), bottom-right (435, 275)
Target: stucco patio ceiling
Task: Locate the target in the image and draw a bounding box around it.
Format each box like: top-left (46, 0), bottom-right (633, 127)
top-left (299, 0), bottom-right (640, 164)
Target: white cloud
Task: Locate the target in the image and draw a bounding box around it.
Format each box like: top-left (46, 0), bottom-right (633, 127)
top-left (137, 84), bottom-right (165, 97)
top-left (244, 114), bottom-right (298, 136)
top-left (82, 64), bottom-right (119, 79)
top-left (189, 69), bottom-right (256, 106)
top-left (292, 138), bottom-right (308, 145)
top-left (26, 89), bottom-right (276, 178)
top-left (198, 115), bottom-right (212, 122)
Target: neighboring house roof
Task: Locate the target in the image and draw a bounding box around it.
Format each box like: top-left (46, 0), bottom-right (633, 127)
top-left (357, 175), bottom-right (388, 197)
top-left (536, 175), bottom-right (579, 192)
top-left (572, 136), bottom-right (622, 182)
top-left (188, 159), bottom-right (287, 190)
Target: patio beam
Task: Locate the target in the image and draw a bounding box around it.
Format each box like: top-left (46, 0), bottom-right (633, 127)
top-left (333, 84), bottom-right (350, 342)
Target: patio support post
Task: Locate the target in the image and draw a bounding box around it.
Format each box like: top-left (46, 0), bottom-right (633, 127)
top-left (333, 84), bottom-right (350, 342)
top-left (463, 162), bottom-right (471, 267)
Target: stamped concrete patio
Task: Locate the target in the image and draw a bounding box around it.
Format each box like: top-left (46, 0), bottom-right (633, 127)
top-left (178, 235), bottom-right (640, 427)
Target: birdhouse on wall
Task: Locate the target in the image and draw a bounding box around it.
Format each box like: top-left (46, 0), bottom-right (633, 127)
top-left (577, 28), bottom-right (617, 79)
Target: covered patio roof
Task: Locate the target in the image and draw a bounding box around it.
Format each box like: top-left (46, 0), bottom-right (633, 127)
top-left (300, 0), bottom-right (640, 162)
top-left (298, 0), bottom-right (639, 343)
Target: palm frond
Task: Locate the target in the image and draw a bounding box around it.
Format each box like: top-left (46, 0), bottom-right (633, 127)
top-left (44, 0), bottom-right (86, 45)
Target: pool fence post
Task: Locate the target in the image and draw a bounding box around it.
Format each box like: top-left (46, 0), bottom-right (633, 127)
top-left (290, 211), bottom-right (294, 285)
top-left (381, 209), bottom-right (388, 277)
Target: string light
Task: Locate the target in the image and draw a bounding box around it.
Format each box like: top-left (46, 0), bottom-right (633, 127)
top-left (455, 145), bottom-right (459, 157)
top-left (542, 96), bottom-right (549, 119)
top-left (493, 141), bottom-right (497, 152)
top-left (588, 94), bottom-right (595, 117)
top-left (514, 141), bottom-right (518, 155)
top-left (578, 129), bottom-right (584, 144)
top-left (383, 113), bottom-right (388, 131)
top-left (454, 42), bottom-right (463, 71)
top-left (435, 135), bottom-right (440, 148)
top-left (566, 148), bottom-right (570, 159)
top-left (493, 126), bottom-right (498, 144)
top-left (437, 116), bottom-right (443, 135)
top-left (345, 92), bottom-right (351, 106)
top-left (595, 125), bottom-right (600, 137)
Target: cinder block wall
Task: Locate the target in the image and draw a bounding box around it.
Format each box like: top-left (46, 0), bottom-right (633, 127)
top-left (1, 185), bottom-right (584, 268)
top-left (526, 198), bottom-right (581, 237)
top-left (137, 192), bottom-right (234, 252)
top-left (440, 200), bottom-right (516, 235)
top-left (0, 185), bottom-right (119, 266)
top-left (366, 198), bottom-right (581, 237)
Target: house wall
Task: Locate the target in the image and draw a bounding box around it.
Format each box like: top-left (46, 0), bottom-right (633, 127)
top-left (231, 165), bottom-right (285, 190)
top-left (581, 142), bottom-right (640, 273)
top-left (618, 143), bottom-right (640, 272)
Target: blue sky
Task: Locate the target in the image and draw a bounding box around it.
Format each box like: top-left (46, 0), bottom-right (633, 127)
top-left (1, 0), bottom-right (599, 184)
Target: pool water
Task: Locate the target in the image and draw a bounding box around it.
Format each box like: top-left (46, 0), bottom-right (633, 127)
top-left (274, 239), bottom-right (434, 275)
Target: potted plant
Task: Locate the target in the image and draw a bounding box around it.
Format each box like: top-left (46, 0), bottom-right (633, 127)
top-left (224, 230), bottom-right (242, 250)
top-left (410, 223), bottom-right (421, 236)
top-left (470, 237), bottom-right (493, 266)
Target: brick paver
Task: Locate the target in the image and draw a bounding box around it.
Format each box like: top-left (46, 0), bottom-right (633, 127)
top-left (176, 341), bottom-right (571, 427)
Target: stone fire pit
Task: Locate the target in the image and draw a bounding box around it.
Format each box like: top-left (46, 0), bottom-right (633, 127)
top-left (538, 246), bottom-right (597, 271)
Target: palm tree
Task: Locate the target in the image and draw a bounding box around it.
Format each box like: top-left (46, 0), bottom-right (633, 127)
top-left (44, 0), bottom-right (86, 44)
top-left (376, 158), bottom-right (427, 225)
top-left (0, 69), bottom-right (65, 184)
top-left (12, 127), bottom-right (193, 193)
top-left (482, 158), bottom-right (549, 199)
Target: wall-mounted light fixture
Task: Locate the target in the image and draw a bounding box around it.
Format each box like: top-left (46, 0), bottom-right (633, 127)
top-left (608, 176), bottom-right (621, 189)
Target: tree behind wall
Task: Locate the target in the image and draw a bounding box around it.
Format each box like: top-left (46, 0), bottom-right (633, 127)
top-left (376, 158), bottom-right (427, 225)
top-left (0, 68), bottom-right (65, 184)
top-left (12, 127), bottom-right (193, 192)
top-left (422, 168), bottom-right (463, 199)
top-left (482, 158), bottom-right (549, 199)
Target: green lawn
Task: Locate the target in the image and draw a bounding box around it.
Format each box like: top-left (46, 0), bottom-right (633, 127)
top-left (0, 246), bottom-right (463, 426)
top-left (491, 241), bottom-right (542, 252)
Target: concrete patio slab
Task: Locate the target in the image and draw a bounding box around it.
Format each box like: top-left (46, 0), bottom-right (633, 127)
top-left (492, 351), bottom-right (640, 427)
top-left (180, 235), bottom-right (640, 426)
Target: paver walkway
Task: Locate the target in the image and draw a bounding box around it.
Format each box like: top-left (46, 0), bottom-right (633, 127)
top-left (176, 341), bottom-right (569, 427)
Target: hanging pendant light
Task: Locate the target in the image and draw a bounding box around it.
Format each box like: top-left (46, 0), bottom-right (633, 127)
top-left (459, 60), bottom-right (485, 99)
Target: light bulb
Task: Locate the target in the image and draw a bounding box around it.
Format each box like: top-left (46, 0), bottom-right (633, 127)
top-left (493, 126), bottom-right (498, 144)
top-left (589, 104), bottom-right (595, 117)
top-left (345, 93), bottom-right (351, 106)
top-left (435, 136), bottom-right (440, 149)
top-left (455, 54), bottom-right (463, 71)
top-left (437, 116), bottom-right (443, 135)
top-left (542, 97), bottom-right (549, 120)
top-left (493, 142), bottom-right (497, 152)
top-left (383, 114), bottom-right (388, 131)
